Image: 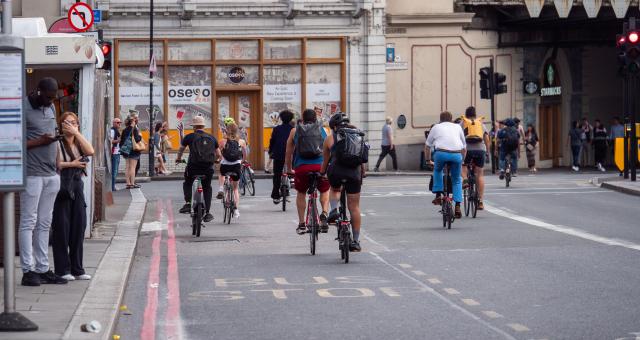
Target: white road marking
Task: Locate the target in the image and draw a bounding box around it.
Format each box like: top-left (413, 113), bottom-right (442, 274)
top-left (140, 221), bottom-right (166, 233)
top-left (398, 263), bottom-right (413, 269)
top-left (482, 310), bottom-right (504, 319)
top-left (461, 298), bottom-right (480, 306)
top-left (506, 323), bottom-right (530, 332)
top-left (485, 204), bottom-right (640, 252)
top-left (443, 288), bottom-right (460, 295)
top-left (411, 270), bottom-right (427, 276)
top-left (368, 252), bottom-right (517, 340)
top-left (427, 278), bottom-right (442, 284)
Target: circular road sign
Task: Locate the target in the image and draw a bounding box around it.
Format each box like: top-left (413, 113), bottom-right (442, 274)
top-left (67, 2), bottom-right (94, 32)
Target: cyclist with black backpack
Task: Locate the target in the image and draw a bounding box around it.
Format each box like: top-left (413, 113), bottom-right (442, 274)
top-left (497, 118), bottom-right (520, 180)
top-left (285, 109), bottom-right (330, 235)
top-left (217, 123), bottom-right (247, 219)
top-left (176, 116), bottom-right (221, 222)
top-left (321, 113), bottom-right (368, 252)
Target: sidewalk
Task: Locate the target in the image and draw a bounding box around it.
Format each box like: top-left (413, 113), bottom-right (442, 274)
top-left (0, 188), bottom-right (146, 340)
top-left (591, 175), bottom-right (640, 197)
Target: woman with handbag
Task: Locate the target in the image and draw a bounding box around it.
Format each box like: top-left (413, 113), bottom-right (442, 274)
top-left (524, 124), bottom-right (538, 173)
top-left (52, 112), bottom-right (94, 281)
top-left (119, 114), bottom-right (145, 189)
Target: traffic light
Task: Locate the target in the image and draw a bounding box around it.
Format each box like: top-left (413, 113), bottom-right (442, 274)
top-left (494, 72), bottom-right (508, 95)
top-left (99, 41), bottom-right (112, 70)
top-left (479, 67), bottom-right (492, 99)
top-left (627, 31), bottom-right (640, 74)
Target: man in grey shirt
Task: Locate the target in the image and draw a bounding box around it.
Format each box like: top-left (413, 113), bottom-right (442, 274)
top-left (374, 116), bottom-right (398, 171)
top-left (20, 78), bottom-right (68, 286)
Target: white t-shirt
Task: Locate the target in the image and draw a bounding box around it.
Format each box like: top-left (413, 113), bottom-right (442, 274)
top-left (426, 122), bottom-right (466, 151)
top-left (110, 128), bottom-right (120, 155)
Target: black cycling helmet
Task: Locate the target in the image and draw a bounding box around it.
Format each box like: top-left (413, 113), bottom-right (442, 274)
top-left (329, 112), bottom-right (350, 129)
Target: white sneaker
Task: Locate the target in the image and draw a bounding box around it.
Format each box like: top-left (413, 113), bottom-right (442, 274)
top-left (572, 166), bottom-right (579, 172)
top-left (61, 274), bottom-right (75, 281)
top-left (233, 209), bottom-right (240, 219)
top-left (75, 274), bottom-right (92, 280)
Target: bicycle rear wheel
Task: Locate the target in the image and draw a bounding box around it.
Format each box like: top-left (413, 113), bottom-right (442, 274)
top-left (191, 211), bottom-right (197, 236)
top-left (309, 200), bottom-right (318, 255)
top-left (463, 187), bottom-right (470, 217)
top-left (195, 203), bottom-right (203, 237)
top-left (442, 200), bottom-right (448, 228)
top-left (342, 227), bottom-right (350, 264)
top-left (247, 172), bottom-right (256, 196)
top-left (447, 203), bottom-right (453, 229)
top-left (471, 184), bottom-right (479, 218)
top-left (505, 172), bottom-right (511, 188)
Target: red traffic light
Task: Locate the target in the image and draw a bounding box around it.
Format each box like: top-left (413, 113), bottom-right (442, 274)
top-left (629, 32), bottom-right (639, 44)
top-left (100, 43), bottom-right (111, 55)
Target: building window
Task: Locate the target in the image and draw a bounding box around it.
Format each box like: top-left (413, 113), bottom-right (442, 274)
top-left (215, 40), bottom-right (259, 60)
top-left (306, 64), bottom-right (341, 122)
top-left (117, 66), bottom-right (164, 131)
top-left (306, 39), bottom-right (341, 59)
top-left (263, 65), bottom-right (302, 128)
top-left (215, 65), bottom-right (259, 86)
top-left (168, 41), bottom-right (211, 61)
top-left (263, 40), bottom-right (302, 60)
top-left (118, 41), bottom-right (164, 61)
top-left (167, 66), bottom-right (213, 143)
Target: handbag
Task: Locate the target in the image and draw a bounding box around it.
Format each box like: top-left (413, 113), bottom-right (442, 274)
top-left (526, 143), bottom-right (535, 151)
top-left (132, 128), bottom-right (147, 151)
top-left (120, 130), bottom-right (133, 156)
top-left (58, 141), bottom-right (78, 200)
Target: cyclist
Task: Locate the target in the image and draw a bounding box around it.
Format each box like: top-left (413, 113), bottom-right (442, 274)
top-left (424, 111), bottom-right (466, 219)
top-left (217, 123), bottom-right (247, 219)
top-left (460, 106), bottom-right (489, 210)
top-left (497, 118), bottom-right (519, 180)
top-left (285, 109), bottom-right (330, 235)
top-left (176, 115), bottom-right (221, 223)
top-left (269, 110), bottom-right (295, 204)
top-left (321, 113), bottom-right (366, 252)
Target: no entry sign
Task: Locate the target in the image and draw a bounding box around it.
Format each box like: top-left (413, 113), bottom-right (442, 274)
top-left (67, 2), bottom-right (94, 32)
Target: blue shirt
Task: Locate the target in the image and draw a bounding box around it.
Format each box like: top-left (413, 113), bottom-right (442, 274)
top-left (610, 124), bottom-right (625, 139)
top-left (293, 123), bottom-right (327, 168)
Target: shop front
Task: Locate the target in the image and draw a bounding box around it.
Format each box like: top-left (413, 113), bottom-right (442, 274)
top-left (114, 38), bottom-right (346, 169)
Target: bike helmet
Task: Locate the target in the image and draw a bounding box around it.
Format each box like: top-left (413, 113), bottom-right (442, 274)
top-left (224, 117), bottom-right (236, 126)
top-left (329, 112), bottom-right (350, 129)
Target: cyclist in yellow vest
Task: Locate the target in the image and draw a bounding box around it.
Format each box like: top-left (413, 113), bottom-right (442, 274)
top-left (460, 106), bottom-right (490, 210)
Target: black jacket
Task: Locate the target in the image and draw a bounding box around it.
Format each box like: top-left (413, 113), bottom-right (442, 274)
top-left (269, 123), bottom-right (293, 161)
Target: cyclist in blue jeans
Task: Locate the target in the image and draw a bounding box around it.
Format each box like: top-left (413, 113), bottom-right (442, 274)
top-left (497, 118), bottom-right (520, 179)
top-left (424, 111), bottom-right (467, 218)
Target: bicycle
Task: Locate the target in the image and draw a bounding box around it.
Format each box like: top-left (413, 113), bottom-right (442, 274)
top-left (440, 163), bottom-right (454, 229)
top-left (335, 180), bottom-right (352, 263)
top-left (504, 153), bottom-right (512, 188)
top-left (222, 172), bottom-right (237, 224)
top-left (239, 161), bottom-right (256, 196)
top-left (279, 174), bottom-right (294, 212)
top-left (464, 163), bottom-right (479, 218)
top-left (190, 175), bottom-right (206, 237)
top-left (305, 172), bottom-right (321, 255)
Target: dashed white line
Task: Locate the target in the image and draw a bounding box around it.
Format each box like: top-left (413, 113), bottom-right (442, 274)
top-left (398, 263), bottom-right (413, 269)
top-left (411, 270), bottom-right (427, 276)
top-left (506, 323), bottom-right (530, 332)
top-left (482, 310), bottom-right (504, 319)
top-left (427, 278), bottom-right (442, 284)
top-left (443, 288), bottom-right (460, 295)
top-left (461, 298), bottom-right (480, 306)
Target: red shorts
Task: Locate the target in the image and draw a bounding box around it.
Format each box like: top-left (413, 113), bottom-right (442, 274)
top-left (294, 164), bottom-right (329, 193)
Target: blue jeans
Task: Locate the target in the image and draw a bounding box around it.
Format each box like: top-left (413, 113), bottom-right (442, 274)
top-left (499, 149), bottom-right (518, 173)
top-left (571, 145), bottom-right (581, 167)
top-left (111, 154), bottom-right (120, 191)
top-left (432, 152), bottom-right (463, 203)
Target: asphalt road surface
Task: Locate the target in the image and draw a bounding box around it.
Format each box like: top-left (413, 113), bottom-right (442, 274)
top-left (114, 170), bottom-right (640, 340)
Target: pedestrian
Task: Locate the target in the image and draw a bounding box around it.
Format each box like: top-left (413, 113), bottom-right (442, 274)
top-left (153, 122), bottom-right (167, 175)
top-left (609, 117), bottom-right (625, 170)
top-left (269, 110), bottom-right (295, 204)
top-left (20, 77), bottom-right (68, 286)
top-left (374, 116), bottom-right (398, 172)
top-left (51, 112), bottom-right (94, 282)
top-left (524, 124), bottom-right (538, 172)
top-left (109, 118), bottom-right (122, 191)
top-left (160, 124), bottom-right (172, 175)
top-left (593, 119), bottom-right (608, 172)
top-left (567, 121), bottom-right (582, 172)
top-left (119, 114), bottom-right (143, 189)
top-left (579, 117), bottom-right (593, 167)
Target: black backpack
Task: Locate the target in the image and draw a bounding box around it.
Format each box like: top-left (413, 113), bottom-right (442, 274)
top-left (501, 126), bottom-right (520, 152)
top-left (334, 128), bottom-right (368, 168)
top-left (296, 122), bottom-right (323, 159)
top-left (190, 133), bottom-right (217, 165)
top-left (222, 139), bottom-right (243, 162)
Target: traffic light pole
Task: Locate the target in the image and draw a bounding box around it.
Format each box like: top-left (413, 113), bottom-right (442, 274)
top-left (630, 73), bottom-right (638, 181)
top-left (623, 74), bottom-right (629, 179)
top-left (490, 59), bottom-right (497, 174)
top-left (148, 0), bottom-right (155, 177)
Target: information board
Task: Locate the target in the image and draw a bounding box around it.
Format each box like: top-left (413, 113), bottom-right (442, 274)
top-left (0, 51), bottom-right (25, 190)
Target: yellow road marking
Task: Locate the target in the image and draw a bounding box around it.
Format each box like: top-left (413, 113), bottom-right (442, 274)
top-left (427, 278), bottom-right (442, 284)
top-left (411, 270), bottom-right (426, 276)
top-left (443, 288), bottom-right (460, 295)
top-left (482, 310), bottom-right (503, 319)
top-left (506, 323), bottom-right (530, 332)
top-left (461, 298), bottom-right (480, 306)
top-left (250, 289), bottom-right (303, 299)
top-left (273, 277), bottom-right (328, 285)
top-left (398, 263), bottom-right (413, 269)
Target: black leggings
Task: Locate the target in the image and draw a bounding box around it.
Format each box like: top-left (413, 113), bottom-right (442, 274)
top-left (183, 168), bottom-right (214, 213)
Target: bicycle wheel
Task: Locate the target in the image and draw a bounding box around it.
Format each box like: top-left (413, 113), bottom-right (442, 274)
top-left (280, 187), bottom-right (287, 212)
top-left (442, 200), bottom-right (448, 228)
top-left (191, 211), bottom-right (197, 236)
top-left (240, 169), bottom-right (247, 196)
top-left (463, 187), bottom-right (470, 217)
top-left (309, 200), bottom-right (317, 255)
top-left (471, 184), bottom-right (479, 218)
top-left (505, 172), bottom-right (511, 188)
top-left (195, 203), bottom-right (203, 237)
top-left (247, 172), bottom-right (256, 196)
top-left (343, 227), bottom-right (351, 264)
top-left (447, 203), bottom-right (453, 229)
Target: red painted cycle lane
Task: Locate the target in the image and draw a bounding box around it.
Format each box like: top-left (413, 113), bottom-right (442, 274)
top-left (140, 229), bottom-right (161, 340)
top-left (165, 199), bottom-right (183, 339)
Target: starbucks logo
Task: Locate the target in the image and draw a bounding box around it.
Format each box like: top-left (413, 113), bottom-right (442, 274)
top-left (546, 64), bottom-right (555, 86)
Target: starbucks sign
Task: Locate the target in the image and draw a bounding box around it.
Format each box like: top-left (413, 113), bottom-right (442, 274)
top-left (540, 62), bottom-right (561, 97)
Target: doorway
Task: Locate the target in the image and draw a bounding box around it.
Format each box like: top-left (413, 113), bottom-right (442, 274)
top-left (216, 91), bottom-right (262, 168)
top-left (539, 104), bottom-right (563, 166)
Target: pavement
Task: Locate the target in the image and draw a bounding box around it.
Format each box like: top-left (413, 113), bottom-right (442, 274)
top-left (0, 187), bottom-right (147, 340)
top-left (114, 168), bottom-right (640, 340)
top-left (591, 174), bottom-right (640, 196)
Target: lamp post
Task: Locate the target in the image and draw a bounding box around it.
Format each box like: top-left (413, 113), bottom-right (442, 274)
top-left (148, 0), bottom-right (155, 176)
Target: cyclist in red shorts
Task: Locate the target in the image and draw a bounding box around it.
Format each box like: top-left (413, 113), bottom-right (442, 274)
top-left (285, 109), bottom-right (330, 235)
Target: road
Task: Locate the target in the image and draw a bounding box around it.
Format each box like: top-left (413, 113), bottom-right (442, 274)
top-left (114, 170), bottom-right (640, 340)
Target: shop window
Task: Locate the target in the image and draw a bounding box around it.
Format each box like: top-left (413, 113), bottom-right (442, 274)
top-left (168, 41), bottom-right (211, 61)
top-left (215, 40), bottom-right (259, 60)
top-left (263, 65), bottom-right (301, 128)
top-left (118, 41), bottom-right (164, 61)
top-left (117, 67), bottom-right (164, 132)
top-left (264, 40), bottom-right (302, 60)
top-left (306, 64), bottom-right (341, 122)
top-left (215, 65), bottom-right (259, 86)
top-left (306, 39), bottom-right (341, 59)
top-left (167, 66), bottom-right (213, 146)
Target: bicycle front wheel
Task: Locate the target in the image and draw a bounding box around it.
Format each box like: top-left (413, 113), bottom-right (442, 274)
top-left (240, 170), bottom-right (247, 196)
top-left (247, 172), bottom-right (256, 196)
top-left (463, 188), bottom-right (470, 217)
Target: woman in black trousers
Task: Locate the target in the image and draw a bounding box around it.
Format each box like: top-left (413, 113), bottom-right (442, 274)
top-left (52, 112), bottom-right (95, 281)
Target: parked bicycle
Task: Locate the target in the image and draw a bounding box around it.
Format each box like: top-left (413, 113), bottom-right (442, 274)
top-left (305, 172), bottom-right (322, 255)
top-left (222, 172), bottom-right (237, 224)
top-left (335, 179), bottom-right (353, 263)
top-left (239, 160), bottom-right (256, 196)
top-left (464, 163), bottom-right (479, 218)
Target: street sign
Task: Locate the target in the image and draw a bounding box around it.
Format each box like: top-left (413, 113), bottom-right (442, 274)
top-left (0, 51), bottom-right (25, 191)
top-left (67, 2), bottom-right (95, 33)
top-left (93, 10), bottom-right (102, 23)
